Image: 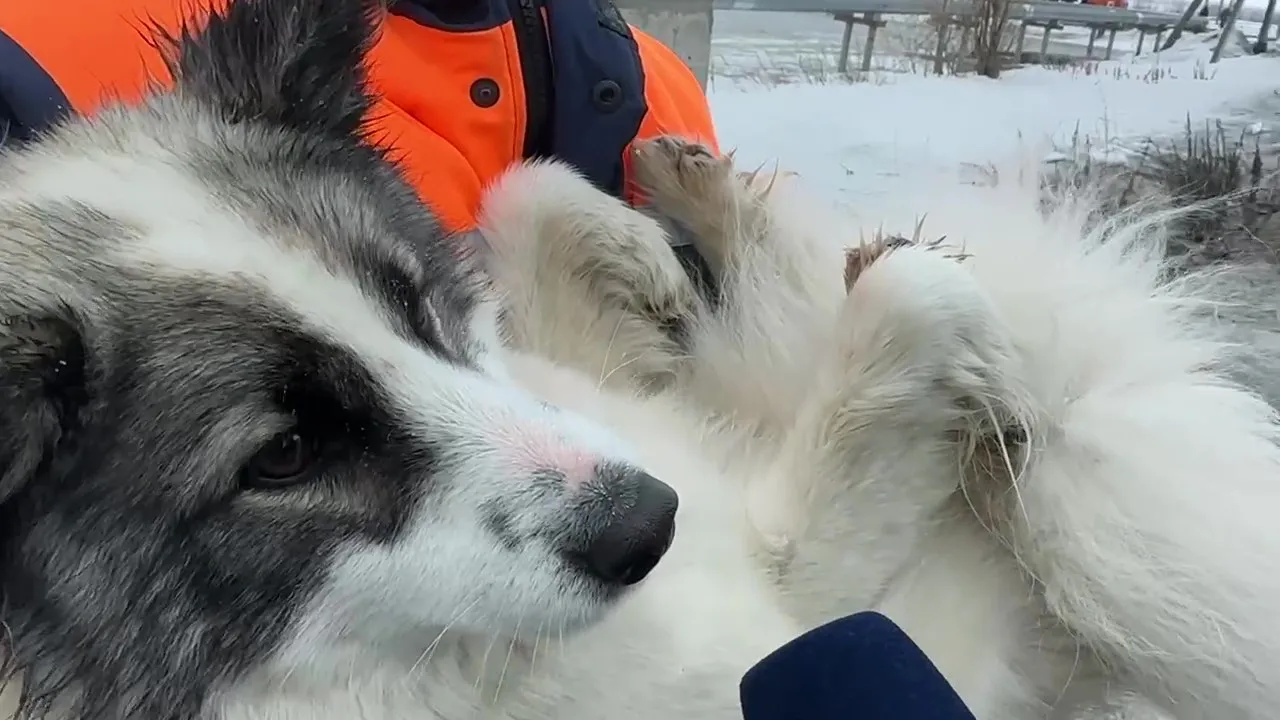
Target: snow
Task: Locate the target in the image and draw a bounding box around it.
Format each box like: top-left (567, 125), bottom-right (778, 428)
top-left (708, 39), bottom-right (1280, 205)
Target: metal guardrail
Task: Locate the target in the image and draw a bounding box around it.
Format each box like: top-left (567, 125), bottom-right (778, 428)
top-left (715, 0), bottom-right (1209, 73)
top-left (730, 0), bottom-right (1205, 30)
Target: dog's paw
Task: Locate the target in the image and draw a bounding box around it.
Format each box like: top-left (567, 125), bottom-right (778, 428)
top-left (482, 159), bottom-right (698, 330)
top-left (844, 237), bottom-right (982, 329)
top-left (625, 244), bottom-right (701, 334)
top-left (844, 237), bottom-right (1020, 415)
top-left (843, 234), bottom-right (916, 291)
top-left (839, 236), bottom-right (1033, 525)
top-left (632, 136), bottom-right (735, 220)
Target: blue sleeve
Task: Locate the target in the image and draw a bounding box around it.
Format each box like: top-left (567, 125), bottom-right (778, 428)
top-left (0, 94), bottom-right (17, 145)
top-left (0, 27), bottom-right (72, 144)
top-left (740, 611), bottom-right (978, 720)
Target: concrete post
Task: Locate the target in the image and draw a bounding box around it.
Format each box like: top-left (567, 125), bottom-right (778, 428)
top-left (933, 6), bottom-right (951, 75)
top-left (861, 14), bottom-right (881, 72)
top-left (1038, 22), bottom-right (1055, 62)
top-left (616, 0), bottom-right (715, 89)
top-left (1212, 0), bottom-right (1247, 61)
top-left (838, 16), bottom-right (855, 74)
top-left (1161, 0), bottom-right (1206, 51)
top-left (1256, 0), bottom-right (1278, 53)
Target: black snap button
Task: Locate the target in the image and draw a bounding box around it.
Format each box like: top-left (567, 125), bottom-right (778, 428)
top-left (470, 78), bottom-right (500, 108)
top-left (592, 79), bottom-right (623, 112)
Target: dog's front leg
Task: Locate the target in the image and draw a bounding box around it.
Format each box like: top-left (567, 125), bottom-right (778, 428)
top-left (476, 160), bottom-right (701, 392)
top-left (752, 238), bottom-right (1027, 626)
top-left (631, 137), bottom-right (849, 432)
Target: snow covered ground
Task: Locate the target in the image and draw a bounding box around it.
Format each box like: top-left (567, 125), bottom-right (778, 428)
top-left (708, 13), bottom-right (1280, 207)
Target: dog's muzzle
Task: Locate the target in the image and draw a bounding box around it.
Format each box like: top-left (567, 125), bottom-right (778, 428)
top-left (568, 469), bottom-right (678, 587)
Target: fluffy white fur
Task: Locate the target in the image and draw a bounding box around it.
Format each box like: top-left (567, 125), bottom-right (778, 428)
top-left (473, 138), bottom-right (1280, 720)
top-left (6, 137), bottom-right (1279, 720)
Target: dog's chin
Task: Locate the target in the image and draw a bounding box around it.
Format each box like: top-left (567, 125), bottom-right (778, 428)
top-left (489, 615), bottom-right (603, 668)
top-left (517, 598), bottom-right (618, 642)
top-left (504, 581), bottom-right (640, 647)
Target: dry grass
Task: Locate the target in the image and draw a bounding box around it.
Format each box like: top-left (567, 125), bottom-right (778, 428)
top-left (1043, 118), bottom-right (1280, 269)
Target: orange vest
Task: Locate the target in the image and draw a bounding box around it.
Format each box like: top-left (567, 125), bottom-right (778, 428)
top-left (0, 0), bottom-right (719, 232)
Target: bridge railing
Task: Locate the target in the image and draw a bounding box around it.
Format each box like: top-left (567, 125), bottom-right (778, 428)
top-left (716, 0), bottom-right (1208, 74)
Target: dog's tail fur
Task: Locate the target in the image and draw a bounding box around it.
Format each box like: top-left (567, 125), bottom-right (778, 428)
top-left (887, 170), bottom-right (1280, 716)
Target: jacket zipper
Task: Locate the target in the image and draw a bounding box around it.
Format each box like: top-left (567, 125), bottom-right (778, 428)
top-left (508, 0), bottom-right (552, 158)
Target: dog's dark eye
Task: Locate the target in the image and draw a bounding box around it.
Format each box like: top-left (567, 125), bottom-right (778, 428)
top-left (243, 431), bottom-right (318, 487)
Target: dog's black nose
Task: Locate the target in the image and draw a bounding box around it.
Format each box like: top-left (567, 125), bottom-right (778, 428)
top-left (580, 471), bottom-right (678, 586)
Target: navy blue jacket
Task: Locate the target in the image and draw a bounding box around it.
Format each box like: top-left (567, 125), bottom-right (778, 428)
top-left (741, 612), bottom-right (979, 720)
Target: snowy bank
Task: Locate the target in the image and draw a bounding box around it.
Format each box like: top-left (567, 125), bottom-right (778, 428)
top-left (710, 44), bottom-right (1280, 206)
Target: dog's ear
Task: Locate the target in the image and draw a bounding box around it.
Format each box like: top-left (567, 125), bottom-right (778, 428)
top-left (163, 0), bottom-right (384, 141)
top-left (0, 311), bottom-right (88, 505)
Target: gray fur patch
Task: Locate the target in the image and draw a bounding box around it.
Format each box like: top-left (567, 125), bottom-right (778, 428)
top-left (0, 0), bottom-right (496, 717)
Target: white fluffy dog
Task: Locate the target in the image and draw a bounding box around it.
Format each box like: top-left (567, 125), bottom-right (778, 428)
top-left (2, 0), bottom-right (1277, 714)
top-left (476, 137), bottom-right (1280, 720)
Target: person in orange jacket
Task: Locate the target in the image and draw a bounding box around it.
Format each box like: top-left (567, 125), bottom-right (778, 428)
top-left (0, 0), bottom-right (719, 279)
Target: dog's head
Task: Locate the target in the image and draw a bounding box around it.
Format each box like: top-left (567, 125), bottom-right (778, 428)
top-left (0, 0), bottom-right (676, 715)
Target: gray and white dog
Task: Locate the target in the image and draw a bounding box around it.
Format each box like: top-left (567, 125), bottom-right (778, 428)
top-left (7, 0), bottom-right (1280, 718)
top-left (0, 0), bottom-right (685, 716)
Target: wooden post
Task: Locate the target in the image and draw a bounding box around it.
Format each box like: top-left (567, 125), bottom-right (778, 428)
top-left (837, 14), bottom-right (855, 74)
top-left (1162, 0), bottom-right (1206, 50)
top-left (861, 14), bottom-right (881, 72)
top-left (1105, 27), bottom-right (1118, 59)
top-left (1212, 0), bottom-right (1247, 61)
